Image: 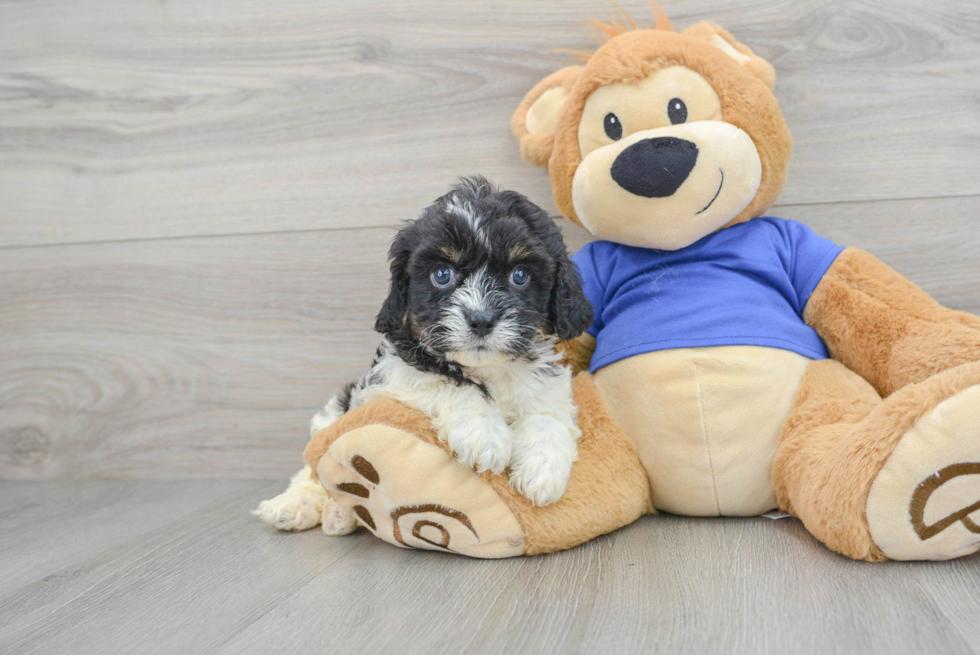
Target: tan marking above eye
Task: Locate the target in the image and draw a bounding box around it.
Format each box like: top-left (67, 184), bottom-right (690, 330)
top-left (438, 246), bottom-right (463, 262)
top-left (578, 65), bottom-right (723, 158)
top-left (508, 245), bottom-right (530, 261)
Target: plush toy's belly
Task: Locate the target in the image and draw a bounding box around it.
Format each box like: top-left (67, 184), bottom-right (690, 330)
top-left (592, 345), bottom-right (811, 516)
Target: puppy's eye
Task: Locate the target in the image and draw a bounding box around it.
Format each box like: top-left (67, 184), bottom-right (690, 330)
top-left (603, 112), bottom-right (623, 140)
top-left (510, 268), bottom-right (530, 287)
top-left (430, 266), bottom-right (455, 288)
top-left (668, 98), bottom-right (687, 125)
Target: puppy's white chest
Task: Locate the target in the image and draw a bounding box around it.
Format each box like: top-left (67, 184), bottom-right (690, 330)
top-left (471, 366), bottom-right (532, 420)
top-left (486, 389), bottom-right (522, 423)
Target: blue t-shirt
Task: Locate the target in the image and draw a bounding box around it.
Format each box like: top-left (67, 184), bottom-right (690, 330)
top-left (572, 217), bottom-right (844, 373)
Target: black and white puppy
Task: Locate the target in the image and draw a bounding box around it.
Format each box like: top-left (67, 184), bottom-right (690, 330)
top-left (254, 177), bottom-right (592, 535)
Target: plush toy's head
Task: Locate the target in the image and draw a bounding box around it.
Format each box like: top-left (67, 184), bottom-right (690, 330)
top-left (512, 12), bottom-right (792, 251)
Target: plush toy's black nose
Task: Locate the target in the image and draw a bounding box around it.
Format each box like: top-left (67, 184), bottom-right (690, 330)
top-left (466, 310), bottom-right (497, 337)
top-left (610, 137), bottom-right (699, 198)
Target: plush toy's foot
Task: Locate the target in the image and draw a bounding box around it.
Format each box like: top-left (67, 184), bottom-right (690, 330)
top-left (774, 359), bottom-right (980, 562)
top-left (866, 384), bottom-right (980, 560)
top-left (303, 374), bottom-right (652, 557)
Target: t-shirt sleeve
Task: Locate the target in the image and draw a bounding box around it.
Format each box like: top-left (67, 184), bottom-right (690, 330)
top-left (571, 243), bottom-right (606, 337)
top-left (781, 219), bottom-right (845, 309)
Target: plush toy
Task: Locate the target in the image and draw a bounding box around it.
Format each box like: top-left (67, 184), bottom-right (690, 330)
top-left (304, 12), bottom-right (980, 561)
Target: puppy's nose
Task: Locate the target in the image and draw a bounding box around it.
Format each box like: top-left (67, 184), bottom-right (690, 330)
top-left (466, 310), bottom-right (496, 337)
top-left (611, 137), bottom-right (698, 198)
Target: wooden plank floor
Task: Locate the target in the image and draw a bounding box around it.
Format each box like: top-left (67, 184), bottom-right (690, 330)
top-left (0, 482), bottom-right (977, 655)
top-left (2, 0), bottom-right (980, 652)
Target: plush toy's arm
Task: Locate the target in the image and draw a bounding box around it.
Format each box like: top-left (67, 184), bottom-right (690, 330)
top-left (557, 333), bottom-right (596, 375)
top-left (804, 247), bottom-right (980, 397)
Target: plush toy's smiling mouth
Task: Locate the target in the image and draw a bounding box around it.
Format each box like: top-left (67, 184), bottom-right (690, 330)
top-left (696, 169), bottom-right (725, 216)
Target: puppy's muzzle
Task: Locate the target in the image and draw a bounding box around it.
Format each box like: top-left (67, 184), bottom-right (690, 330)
top-left (611, 136), bottom-right (699, 198)
top-left (465, 309), bottom-right (497, 337)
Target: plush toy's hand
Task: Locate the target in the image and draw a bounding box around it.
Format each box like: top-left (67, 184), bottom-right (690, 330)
top-left (557, 333), bottom-right (596, 375)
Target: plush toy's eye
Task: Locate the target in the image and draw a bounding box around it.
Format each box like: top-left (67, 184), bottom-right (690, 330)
top-left (668, 98), bottom-right (688, 125)
top-left (510, 267), bottom-right (530, 287)
top-left (603, 112), bottom-right (623, 140)
top-left (431, 266), bottom-right (455, 288)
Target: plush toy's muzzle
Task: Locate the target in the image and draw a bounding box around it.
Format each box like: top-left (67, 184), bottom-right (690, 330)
top-left (572, 121), bottom-right (762, 250)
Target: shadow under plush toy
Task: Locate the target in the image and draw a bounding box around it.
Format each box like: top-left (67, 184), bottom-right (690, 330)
top-left (303, 12), bottom-right (980, 561)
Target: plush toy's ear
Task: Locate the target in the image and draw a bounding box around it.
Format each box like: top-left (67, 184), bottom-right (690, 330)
top-left (512, 66), bottom-right (584, 168)
top-left (682, 22), bottom-right (776, 89)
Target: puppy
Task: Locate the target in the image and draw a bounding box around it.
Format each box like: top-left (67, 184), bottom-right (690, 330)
top-left (254, 177), bottom-right (593, 535)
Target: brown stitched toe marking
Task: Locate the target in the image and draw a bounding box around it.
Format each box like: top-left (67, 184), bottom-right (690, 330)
top-left (336, 482), bottom-right (370, 498)
top-left (390, 504), bottom-right (478, 552)
top-left (910, 462), bottom-right (980, 541)
top-left (353, 505), bottom-right (376, 531)
top-left (412, 520), bottom-right (451, 549)
top-left (351, 455), bottom-right (380, 484)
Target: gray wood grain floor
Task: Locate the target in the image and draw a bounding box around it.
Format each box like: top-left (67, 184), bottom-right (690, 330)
top-left (1, 482), bottom-right (978, 655)
top-left (2, 0), bottom-right (980, 652)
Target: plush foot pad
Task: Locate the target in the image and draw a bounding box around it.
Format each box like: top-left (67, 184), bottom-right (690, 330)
top-left (867, 384), bottom-right (980, 560)
top-left (315, 424), bottom-right (526, 558)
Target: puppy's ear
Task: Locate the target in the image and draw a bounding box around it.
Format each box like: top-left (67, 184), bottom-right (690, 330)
top-left (374, 231), bottom-right (412, 339)
top-left (497, 188), bottom-right (594, 340)
top-left (548, 253), bottom-right (593, 341)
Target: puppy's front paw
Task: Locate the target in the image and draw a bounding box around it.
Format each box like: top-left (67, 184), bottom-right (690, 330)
top-left (509, 416), bottom-right (578, 506)
top-left (321, 496), bottom-right (358, 536)
top-left (253, 491), bottom-right (324, 531)
top-left (508, 457), bottom-right (573, 506)
top-left (445, 411), bottom-right (513, 475)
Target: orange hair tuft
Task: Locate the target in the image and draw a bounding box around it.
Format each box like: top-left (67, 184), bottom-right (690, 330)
top-left (589, 2), bottom-right (671, 42)
top-left (649, 2), bottom-right (671, 31)
top-left (554, 48), bottom-right (595, 63)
